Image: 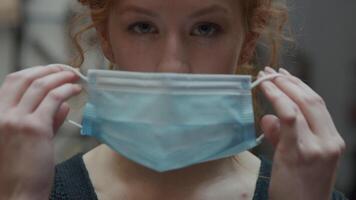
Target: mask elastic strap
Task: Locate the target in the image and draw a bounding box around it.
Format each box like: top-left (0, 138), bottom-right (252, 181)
top-left (48, 64), bottom-right (89, 83)
top-left (67, 120), bottom-right (83, 129)
top-left (62, 67), bottom-right (284, 136)
top-left (250, 73), bottom-right (282, 89)
top-left (250, 73), bottom-right (283, 144)
top-left (48, 64), bottom-right (89, 129)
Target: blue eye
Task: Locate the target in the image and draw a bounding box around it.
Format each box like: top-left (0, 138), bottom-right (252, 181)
top-left (192, 23), bottom-right (220, 37)
top-left (129, 22), bottom-right (158, 34)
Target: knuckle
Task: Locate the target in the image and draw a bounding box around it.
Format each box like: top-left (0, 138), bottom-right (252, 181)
top-left (22, 76), bottom-right (33, 86)
top-left (18, 120), bottom-right (37, 132)
top-left (20, 119), bottom-right (43, 133)
top-left (281, 114), bottom-right (297, 126)
top-left (302, 94), bottom-right (326, 106)
top-left (48, 91), bottom-right (64, 102)
top-left (0, 115), bottom-right (49, 139)
top-left (330, 136), bottom-right (346, 156)
top-left (318, 138), bottom-right (344, 161)
top-left (297, 137), bottom-right (345, 164)
top-left (0, 117), bottom-right (18, 131)
top-left (32, 79), bottom-right (47, 90)
top-left (280, 107), bottom-right (300, 126)
top-left (5, 73), bottom-right (33, 86)
top-left (5, 72), bottom-right (21, 82)
top-left (17, 117), bottom-right (48, 136)
top-left (292, 76), bottom-right (304, 85)
top-left (297, 144), bottom-right (323, 164)
top-left (339, 138), bottom-right (346, 153)
top-left (45, 64), bottom-right (62, 72)
top-left (323, 145), bottom-right (343, 160)
top-left (269, 92), bottom-right (284, 103)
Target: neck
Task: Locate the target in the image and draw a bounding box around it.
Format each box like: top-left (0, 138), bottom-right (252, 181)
top-left (85, 145), bottom-right (259, 188)
top-left (114, 146), bottom-right (238, 183)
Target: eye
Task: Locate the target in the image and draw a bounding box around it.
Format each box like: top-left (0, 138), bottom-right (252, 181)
top-left (191, 23), bottom-right (221, 37)
top-left (128, 22), bottom-right (158, 34)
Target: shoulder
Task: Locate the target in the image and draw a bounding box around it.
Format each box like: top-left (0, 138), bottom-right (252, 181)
top-left (252, 155), bottom-right (349, 200)
top-left (331, 190), bottom-right (350, 200)
top-left (50, 153), bottom-right (98, 200)
top-left (252, 155), bottom-right (272, 200)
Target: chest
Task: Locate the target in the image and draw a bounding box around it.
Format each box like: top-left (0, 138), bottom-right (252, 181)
top-left (95, 176), bottom-right (256, 200)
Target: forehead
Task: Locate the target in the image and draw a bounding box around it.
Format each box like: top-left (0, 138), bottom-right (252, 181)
top-left (113, 0), bottom-right (242, 17)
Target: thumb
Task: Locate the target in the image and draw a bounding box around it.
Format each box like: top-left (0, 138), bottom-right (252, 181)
top-left (260, 114), bottom-right (281, 148)
top-left (53, 102), bottom-right (70, 134)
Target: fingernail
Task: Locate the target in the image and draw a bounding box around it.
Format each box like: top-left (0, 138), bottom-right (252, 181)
top-left (279, 68), bottom-right (291, 75)
top-left (47, 64), bottom-right (63, 71)
top-left (74, 84), bottom-right (82, 91)
top-left (73, 72), bottom-right (80, 78)
top-left (258, 71), bottom-right (265, 78)
top-left (66, 71), bottom-right (76, 77)
top-left (264, 66), bottom-right (276, 74)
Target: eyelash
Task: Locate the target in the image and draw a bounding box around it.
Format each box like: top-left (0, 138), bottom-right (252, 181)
top-left (127, 22), bottom-right (222, 37)
top-left (191, 22), bottom-right (222, 37)
top-left (128, 22), bottom-right (158, 34)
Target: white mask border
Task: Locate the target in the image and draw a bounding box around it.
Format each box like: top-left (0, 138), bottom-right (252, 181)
top-left (55, 64), bottom-right (283, 144)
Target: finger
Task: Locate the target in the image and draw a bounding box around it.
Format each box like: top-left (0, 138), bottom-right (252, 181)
top-left (265, 67), bottom-right (335, 135)
top-left (258, 71), bottom-right (309, 140)
top-left (278, 68), bottom-right (319, 97)
top-left (0, 66), bottom-right (63, 108)
top-left (259, 70), bottom-right (300, 125)
top-left (260, 114), bottom-right (281, 148)
top-left (35, 84), bottom-right (82, 121)
top-left (18, 71), bottom-right (80, 113)
top-left (53, 102), bottom-right (70, 134)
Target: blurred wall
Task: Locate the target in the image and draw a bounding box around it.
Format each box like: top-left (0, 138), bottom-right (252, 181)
top-left (288, 0), bottom-right (356, 192)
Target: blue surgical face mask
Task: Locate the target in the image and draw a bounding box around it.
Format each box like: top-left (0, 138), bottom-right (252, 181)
top-left (59, 64), bottom-right (281, 172)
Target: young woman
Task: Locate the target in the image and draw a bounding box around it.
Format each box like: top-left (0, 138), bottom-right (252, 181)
top-left (0, 0), bottom-right (348, 199)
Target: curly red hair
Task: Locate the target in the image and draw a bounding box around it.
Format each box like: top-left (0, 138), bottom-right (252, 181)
top-left (71, 0), bottom-right (290, 130)
top-left (73, 0), bottom-right (289, 69)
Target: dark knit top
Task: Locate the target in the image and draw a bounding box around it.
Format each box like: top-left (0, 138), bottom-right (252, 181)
top-left (50, 153), bottom-right (348, 200)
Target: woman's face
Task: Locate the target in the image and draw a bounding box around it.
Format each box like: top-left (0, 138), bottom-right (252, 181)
top-left (101, 0), bottom-right (248, 74)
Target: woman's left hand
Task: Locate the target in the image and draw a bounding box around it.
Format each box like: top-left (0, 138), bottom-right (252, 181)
top-left (258, 66), bottom-right (346, 200)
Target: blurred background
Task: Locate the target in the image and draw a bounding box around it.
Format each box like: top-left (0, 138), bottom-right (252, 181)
top-left (0, 0), bottom-right (354, 198)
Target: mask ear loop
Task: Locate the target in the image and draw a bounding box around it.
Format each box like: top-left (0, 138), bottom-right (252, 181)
top-left (48, 64), bottom-right (89, 82)
top-left (250, 73), bottom-right (283, 144)
top-left (48, 64), bottom-right (88, 129)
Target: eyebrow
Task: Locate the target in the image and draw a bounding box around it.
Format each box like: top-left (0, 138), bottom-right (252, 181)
top-left (119, 4), bottom-right (229, 19)
top-left (119, 5), bottom-right (159, 18)
top-left (189, 5), bottom-right (229, 18)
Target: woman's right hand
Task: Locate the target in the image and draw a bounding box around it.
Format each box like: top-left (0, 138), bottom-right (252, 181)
top-left (0, 65), bottom-right (82, 200)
